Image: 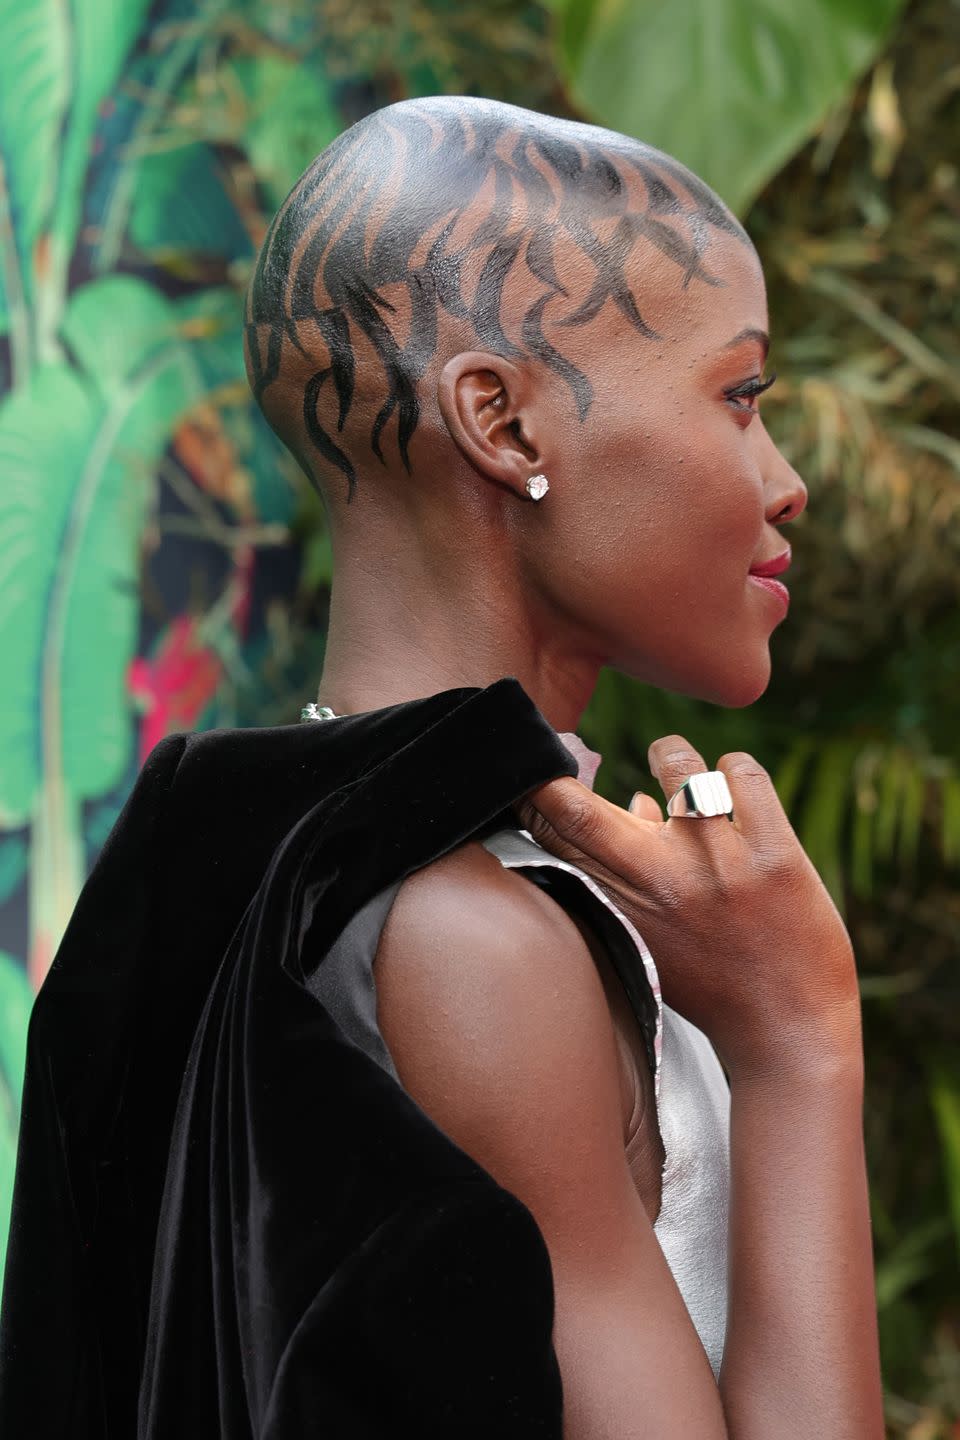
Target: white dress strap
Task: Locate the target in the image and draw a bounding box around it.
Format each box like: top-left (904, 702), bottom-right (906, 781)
top-left (479, 824), bottom-right (730, 1378)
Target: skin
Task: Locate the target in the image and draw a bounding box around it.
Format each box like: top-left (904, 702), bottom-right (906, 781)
top-left (246, 99), bottom-right (805, 729)
top-left (505, 752), bottom-right (882, 1438)
top-left (246, 98), bottom-right (883, 1438)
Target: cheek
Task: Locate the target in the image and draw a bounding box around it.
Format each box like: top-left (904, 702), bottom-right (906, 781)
top-left (620, 432), bottom-right (762, 576)
top-left (569, 393), bottom-right (763, 586)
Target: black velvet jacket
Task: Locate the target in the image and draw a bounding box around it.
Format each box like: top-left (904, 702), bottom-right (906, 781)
top-left (0, 678), bottom-right (580, 1438)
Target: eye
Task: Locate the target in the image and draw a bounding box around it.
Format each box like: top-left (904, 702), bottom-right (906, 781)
top-left (724, 371), bottom-right (777, 417)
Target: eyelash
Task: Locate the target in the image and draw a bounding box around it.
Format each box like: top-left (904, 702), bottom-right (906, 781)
top-left (724, 372), bottom-right (777, 412)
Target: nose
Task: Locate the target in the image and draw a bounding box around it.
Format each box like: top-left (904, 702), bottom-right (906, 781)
top-left (760, 424), bottom-right (807, 526)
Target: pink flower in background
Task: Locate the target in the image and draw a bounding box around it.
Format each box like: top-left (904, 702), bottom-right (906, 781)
top-left (128, 615), bottom-right (223, 762)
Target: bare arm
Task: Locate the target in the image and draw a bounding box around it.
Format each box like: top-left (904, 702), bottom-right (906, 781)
top-left (514, 737), bottom-right (884, 1439)
top-left (720, 1030), bottom-right (882, 1438)
top-left (375, 841), bottom-right (728, 1438)
top-left (377, 833), bottom-right (882, 1435)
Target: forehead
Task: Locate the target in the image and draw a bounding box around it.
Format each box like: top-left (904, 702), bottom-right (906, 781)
top-left (465, 134), bottom-right (770, 365)
top-left (627, 229), bottom-right (768, 355)
top-left (492, 199), bottom-right (768, 374)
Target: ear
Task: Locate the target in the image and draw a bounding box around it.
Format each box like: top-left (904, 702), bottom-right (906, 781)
top-left (437, 351), bottom-right (544, 496)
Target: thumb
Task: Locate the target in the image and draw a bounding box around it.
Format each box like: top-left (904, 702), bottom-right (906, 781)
top-left (512, 775), bottom-right (633, 868)
top-left (515, 777), bottom-right (664, 875)
top-left (512, 776), bottom-right (592, 858)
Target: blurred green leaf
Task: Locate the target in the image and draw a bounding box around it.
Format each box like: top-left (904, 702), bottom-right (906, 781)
top-left (0, 278), bottom-right (200, 823)
top-left (232, 54), bottom-right (341, 210)
top-left (0, 208), bottom-right (8, 335)
top-left (0, 2), bottom-right (69, 301)
top-left (941, 775), bottom-right (960, 868)
top-left (897, 762), bottom-right (926, 875)
top-left (130, 144), bottom-right (253, 261)
top-left (0, 950), bottom-right (33, 1283)
top-left (44, 0), bottom-right (152, 339)
top-left (875, 1216), bottom-right (952, 1310)
top-left (0, 0), bottom-right (152, 367)
top-left (0, 950), bottom-right (30, 1117)
top-left (797, 738), bottom-right (858, 905)
top-left (0, 836), bottom-right (27, 907)
top-left (928, 1056), bottom-right (960, 1267)
top-left (875, 749), bottom-right (907, 866)
top-left (851, 789), bottom-right (875, 899)
top-left (92, 0), bottom-right (230, 275)
top-left (172, 286), bottom-right (247, 389)
top-left (774, 735), bottom-right (815, 815)
top-left (554, 0), bottom-right (908, 213)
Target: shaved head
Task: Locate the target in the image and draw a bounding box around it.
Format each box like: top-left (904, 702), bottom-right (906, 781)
top-left (244, 96), bottom-right (750, 504)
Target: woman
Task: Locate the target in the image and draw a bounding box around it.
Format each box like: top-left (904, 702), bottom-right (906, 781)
top-left (0, 97), bottom-right (882, 1439)
top-left (248, 95), bottom-right (882, 1434)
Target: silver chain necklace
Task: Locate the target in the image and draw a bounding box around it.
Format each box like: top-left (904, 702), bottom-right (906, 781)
top-left (300, 702), bottom-right (339, 722)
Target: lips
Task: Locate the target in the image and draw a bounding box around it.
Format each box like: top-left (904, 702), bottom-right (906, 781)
top-left (747, 547), bottom-right (791, 615)
top-left (748, 547), bottom-right (791, 578)
top-left (748, 574), bottom-right (790, 613)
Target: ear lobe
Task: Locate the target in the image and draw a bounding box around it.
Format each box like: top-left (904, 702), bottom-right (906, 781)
top-left (438, 350), bottom-right (541, 491)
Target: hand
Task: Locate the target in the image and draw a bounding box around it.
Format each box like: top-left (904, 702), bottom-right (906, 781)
top-left (515, 735), bottom-right (861, 1080)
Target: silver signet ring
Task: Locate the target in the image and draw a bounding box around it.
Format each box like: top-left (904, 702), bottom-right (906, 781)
top-left (665, 771), bottom-right (735, 820)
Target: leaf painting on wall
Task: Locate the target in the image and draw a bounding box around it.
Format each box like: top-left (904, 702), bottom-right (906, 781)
top-left (0, 950), bottom-right (33, 1280)
top-left (0, 275), bottom-right (201, 987)
top-left (128, 615), bottom-right (224, 763)
top-left (0, 0), bottom-right (153, 378)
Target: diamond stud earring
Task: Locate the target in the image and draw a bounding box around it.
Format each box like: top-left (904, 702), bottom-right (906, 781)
top-left (526, 473), bottom-right (549, 501)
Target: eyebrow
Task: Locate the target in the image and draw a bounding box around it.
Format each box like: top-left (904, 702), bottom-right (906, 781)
top-left (724, 327), bottom-right (770, 358)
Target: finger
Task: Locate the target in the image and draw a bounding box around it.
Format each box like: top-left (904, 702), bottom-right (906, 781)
top-left (513, 776), bottom-right (660, 877)
top-left (647, 735), bottom-right (709, 808)
top-left (715, 751), bottom-right (792, 846)
top-left (629, 789), bottom-right (663, 823)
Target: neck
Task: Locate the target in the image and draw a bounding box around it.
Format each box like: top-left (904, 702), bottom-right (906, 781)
top-left (315, 535), bottom-right (601, 735)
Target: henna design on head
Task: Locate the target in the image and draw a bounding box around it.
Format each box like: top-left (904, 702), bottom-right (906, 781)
top-left (244, 97), bottom-right (750, 502)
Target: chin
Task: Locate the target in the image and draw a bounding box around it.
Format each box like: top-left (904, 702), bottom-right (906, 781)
top-left (668, 649), bottom-right (772, 709)
top-left (618, 642), bottom-right (772, 708)
top-left (704, 653), bottom-right (772, 708)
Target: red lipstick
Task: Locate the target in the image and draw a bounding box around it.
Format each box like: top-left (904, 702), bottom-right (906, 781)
top-left (748, 548), bottom-right (791, 612)
top-left (749, 548), bottom-right (791, 578)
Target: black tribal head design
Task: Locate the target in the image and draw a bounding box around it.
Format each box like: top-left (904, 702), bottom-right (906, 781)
top-left (244, 96), bottom-right (750, 503)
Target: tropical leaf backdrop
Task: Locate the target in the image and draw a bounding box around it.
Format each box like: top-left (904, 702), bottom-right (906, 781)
top-left (0, 0), bottom-right (956, 1431)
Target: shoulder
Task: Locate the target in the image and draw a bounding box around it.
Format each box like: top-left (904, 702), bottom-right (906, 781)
top-left (377, 836), bottom-right (614, 1032)
top-left (373, 841), bottom-right (729, 1425)
top-left (380, 836), bottom-right (580, 974)
top-left (374, 837), bottom-right (637, 1176)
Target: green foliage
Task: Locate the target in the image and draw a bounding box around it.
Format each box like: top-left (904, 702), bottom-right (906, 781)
top-left (0, 950), bottom-right (34, 1282)
top-left (47, 0), bottom-right (153, 337)
top-left (130, 145), bottom-right (253, 261)
top-left (875, 1216), bottom-right (952, 1311)
top-left (0, 0), bottom-right (152, 371)
top-left (553, 0), bottom-right (909, 213)
top-left (777, 738), bottom-right (958, 908)
top-left (0, 278), bottom-right (200, 822)
top-left (231, 54), bottom-right (341, 210)
top-left (928, 1057), bottom-right (960, 1269)
top-left (0, 1), bottom-right (69, 316)
top-left (0, 838), bottom-right (27, 908)
top-left (90, 0), bottom-right (232, 277)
